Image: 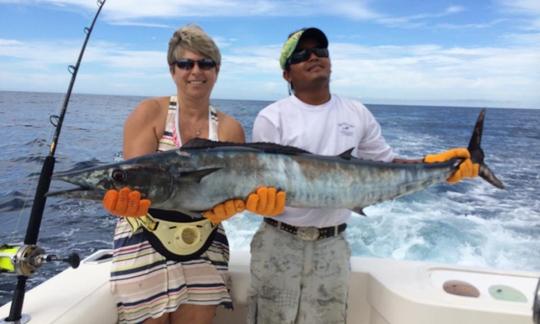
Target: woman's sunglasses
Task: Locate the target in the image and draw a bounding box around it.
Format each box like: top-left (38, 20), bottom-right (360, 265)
top-left (175, 58), bottom-right (217, 70)
top-left (287, 48), bottom-right (329, 66)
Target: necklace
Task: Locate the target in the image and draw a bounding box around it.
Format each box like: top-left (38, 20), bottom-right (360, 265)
top-left (176, 102), bottom-right (208, 139)
top-left (188, 119), bottom-right (205, 137)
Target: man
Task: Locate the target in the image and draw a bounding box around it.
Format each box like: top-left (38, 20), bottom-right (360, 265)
top-left (247, 27), bottom-right (477, 324)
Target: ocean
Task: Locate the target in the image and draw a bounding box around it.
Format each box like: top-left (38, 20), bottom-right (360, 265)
top-left (1, 90), bottom-right (539, 305)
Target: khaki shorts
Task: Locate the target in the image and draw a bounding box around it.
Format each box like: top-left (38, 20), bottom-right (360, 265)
top-left (247, 222), bottom-right (351, 324)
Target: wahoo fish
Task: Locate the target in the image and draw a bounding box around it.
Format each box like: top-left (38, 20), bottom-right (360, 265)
top-left (48, 109), bottom-right (503, 215)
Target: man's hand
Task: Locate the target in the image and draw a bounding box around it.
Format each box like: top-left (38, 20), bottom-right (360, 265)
top-left (246, 187), bottom-right (286, 216)
top-left (424, 148), bottom-right (479, 184)
top-left (102, 187), bottom-right (151, 217)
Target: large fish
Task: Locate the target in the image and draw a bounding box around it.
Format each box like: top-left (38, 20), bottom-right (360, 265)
top-left (48, 109), bottom-right (503, 215)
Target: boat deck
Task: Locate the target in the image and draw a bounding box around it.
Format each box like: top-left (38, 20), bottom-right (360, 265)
top-left (1, 249), bottom-right (538, 324)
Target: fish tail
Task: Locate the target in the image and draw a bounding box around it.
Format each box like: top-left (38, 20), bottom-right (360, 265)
top-left (467, 109), bottom-right (504, 189)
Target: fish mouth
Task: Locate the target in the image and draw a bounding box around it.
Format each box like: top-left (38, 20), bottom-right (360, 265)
top-left (46, 187), bottom-right (106, 201)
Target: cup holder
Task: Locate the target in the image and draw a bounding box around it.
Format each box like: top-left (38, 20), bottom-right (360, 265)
top-left (443, 280), bottom-right (480, 298)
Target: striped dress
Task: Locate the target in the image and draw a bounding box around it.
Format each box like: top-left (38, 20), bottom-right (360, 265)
top-left (110, 96), bottom-right (232, 323)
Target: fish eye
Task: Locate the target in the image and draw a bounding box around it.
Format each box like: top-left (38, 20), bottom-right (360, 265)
top-left (111, 169), bottom-right (127, 183)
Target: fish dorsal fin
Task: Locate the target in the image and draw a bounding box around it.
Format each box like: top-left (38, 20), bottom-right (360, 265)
top-left (338, 148), bottom-right (355, 160)
top-left (182, 138), bottom-right (312, 156)
top-left (179, 167), bottom-right (221, 183)
top-left (181, 138), bottom-right (221, 149)
top-left (251, 142), bottom-right (312, 155)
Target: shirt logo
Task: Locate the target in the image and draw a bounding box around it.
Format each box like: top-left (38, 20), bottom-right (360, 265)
top-left (338, 122), bottom-right (354, 136)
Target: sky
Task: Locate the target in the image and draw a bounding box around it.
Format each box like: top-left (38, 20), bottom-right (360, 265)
top-left (0, 0), bottom-right (539, 108)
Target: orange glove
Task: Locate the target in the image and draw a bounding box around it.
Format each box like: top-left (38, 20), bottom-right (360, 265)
top-left (246, 187), bottom-right (286, 217)
top-left (424, 148), bottom-right (479, 184)
top-left (103, 187), bottom-right (151, 217)
top-left (203, 199), bottom-right (245, 225)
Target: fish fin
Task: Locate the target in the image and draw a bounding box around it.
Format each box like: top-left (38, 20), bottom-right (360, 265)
top-left (338, 148), bottom-right (355, 160)
top-left (479, 164), bottom-right (504, 189)
top-left (254, 142), bottom-right (312, 155)
top-left (182, 138), bottom-right (312, 155)
top-left (466, 109), bottom-right (505, 189)
top-left (180, 167), bottom-right (221, 183)
top-left (182, 138), bottom-right (219, 148)
top-left (352, 207), bottom-right (367, 216)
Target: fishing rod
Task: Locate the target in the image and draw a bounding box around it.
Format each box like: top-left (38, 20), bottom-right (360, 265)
top-left (0, 0), bottom-right (106, 322)
top-left (535, 278), bottom-right (540, 324)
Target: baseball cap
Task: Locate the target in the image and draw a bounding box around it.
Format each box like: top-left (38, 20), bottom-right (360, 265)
top-left (279, 27), bottom-right (329, 69)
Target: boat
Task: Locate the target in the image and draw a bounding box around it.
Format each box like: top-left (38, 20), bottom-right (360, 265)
top-left (1, 249), bottom-right (539, 324)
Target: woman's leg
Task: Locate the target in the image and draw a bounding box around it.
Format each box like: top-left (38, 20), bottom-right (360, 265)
top-left (170, 304), bottom-right (217, 324)
top-left (143, 313), bottom-right (169, 324)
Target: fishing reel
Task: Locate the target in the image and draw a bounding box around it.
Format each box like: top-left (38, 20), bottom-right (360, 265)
top-left (0, 244), bottom-right (80, 276)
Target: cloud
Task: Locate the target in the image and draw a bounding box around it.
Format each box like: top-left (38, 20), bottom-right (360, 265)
top-left (498, 0), bottom-right (540, 31)
top-left (2, 36), bottom-right (538, 107)
top-left (10, 0), bottom-right (379, 21)
top-left (375, 5), bottom-right (466, 28)
top-left (6, 1), bottom-right (478, 31)
top-left (445, 5), bottom-right (465, 14)
top-left (1, 1), bottom-right (539, 107)
top-left (498, 0), bottom-right (540, 14)
top-left (436, 19), bottom-right (507, 30)
top-left (329, 42), bottom-right (540, 108)
top-left (0, 37), bottom-right (170, 95)
top-left (107, 21), bottom-right (173, 29)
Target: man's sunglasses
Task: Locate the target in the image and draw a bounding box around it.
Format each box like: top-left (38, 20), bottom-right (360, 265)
top-left (288, 48), bottom-right (329, 65)
top-left (175, 58), bottom-right (217, 70)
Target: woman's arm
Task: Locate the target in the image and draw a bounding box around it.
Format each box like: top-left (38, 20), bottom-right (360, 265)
top-left (103, 98), bottom-right (166, 217)
top-left (217, 112), bottom-right (245, 143)
top-left (123, 98), bottom-right (166, 159)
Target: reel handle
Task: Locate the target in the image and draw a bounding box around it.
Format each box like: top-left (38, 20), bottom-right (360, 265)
top-left (45, 252), bottom-right (80, 269)
top-left (1, 245), bottom-right (80, 276)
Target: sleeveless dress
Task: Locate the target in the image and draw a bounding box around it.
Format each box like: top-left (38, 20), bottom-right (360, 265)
top-left (110, 96), bottom-right (232, 323)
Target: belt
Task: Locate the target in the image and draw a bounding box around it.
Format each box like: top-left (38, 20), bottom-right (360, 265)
top-left (264, 218), bottom-right (346, 241)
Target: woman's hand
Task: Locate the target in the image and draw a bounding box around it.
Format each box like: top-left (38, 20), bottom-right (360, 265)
top-left (202, 186), bottom-right (287, 224)
top-left (246, 187), bottom-right (286, 217)
top-left (203, 199), bottom-right (245, 225)
top-left (102, 187), bottom-right (151, 217)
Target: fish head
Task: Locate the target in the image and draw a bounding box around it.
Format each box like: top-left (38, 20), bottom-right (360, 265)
top-left (48, 159), bottom-right (174, 204)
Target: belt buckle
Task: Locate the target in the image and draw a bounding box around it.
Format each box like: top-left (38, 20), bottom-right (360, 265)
top-left (296, 227), bottom-right (320, 241)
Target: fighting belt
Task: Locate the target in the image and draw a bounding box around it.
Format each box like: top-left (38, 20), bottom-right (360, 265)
top-left (125, 210), bottom-right (217, 261)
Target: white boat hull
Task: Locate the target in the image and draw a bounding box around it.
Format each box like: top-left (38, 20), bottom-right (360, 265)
top-left (1, 249), bottom-right (538, 324)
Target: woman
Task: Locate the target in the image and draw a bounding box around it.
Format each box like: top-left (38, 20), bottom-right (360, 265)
top-left (102, 25), bottom-right (283, 324)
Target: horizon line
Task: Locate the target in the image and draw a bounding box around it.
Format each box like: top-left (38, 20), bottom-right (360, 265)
top-left (0, 89), bottom-right (537, 111)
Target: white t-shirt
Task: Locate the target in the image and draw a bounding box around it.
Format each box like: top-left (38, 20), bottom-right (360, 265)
top-left (252, 94), bottom-right (397, 227)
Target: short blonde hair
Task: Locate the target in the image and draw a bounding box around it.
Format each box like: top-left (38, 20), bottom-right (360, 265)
top-left (167, 24), bottom-right (221, 67)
